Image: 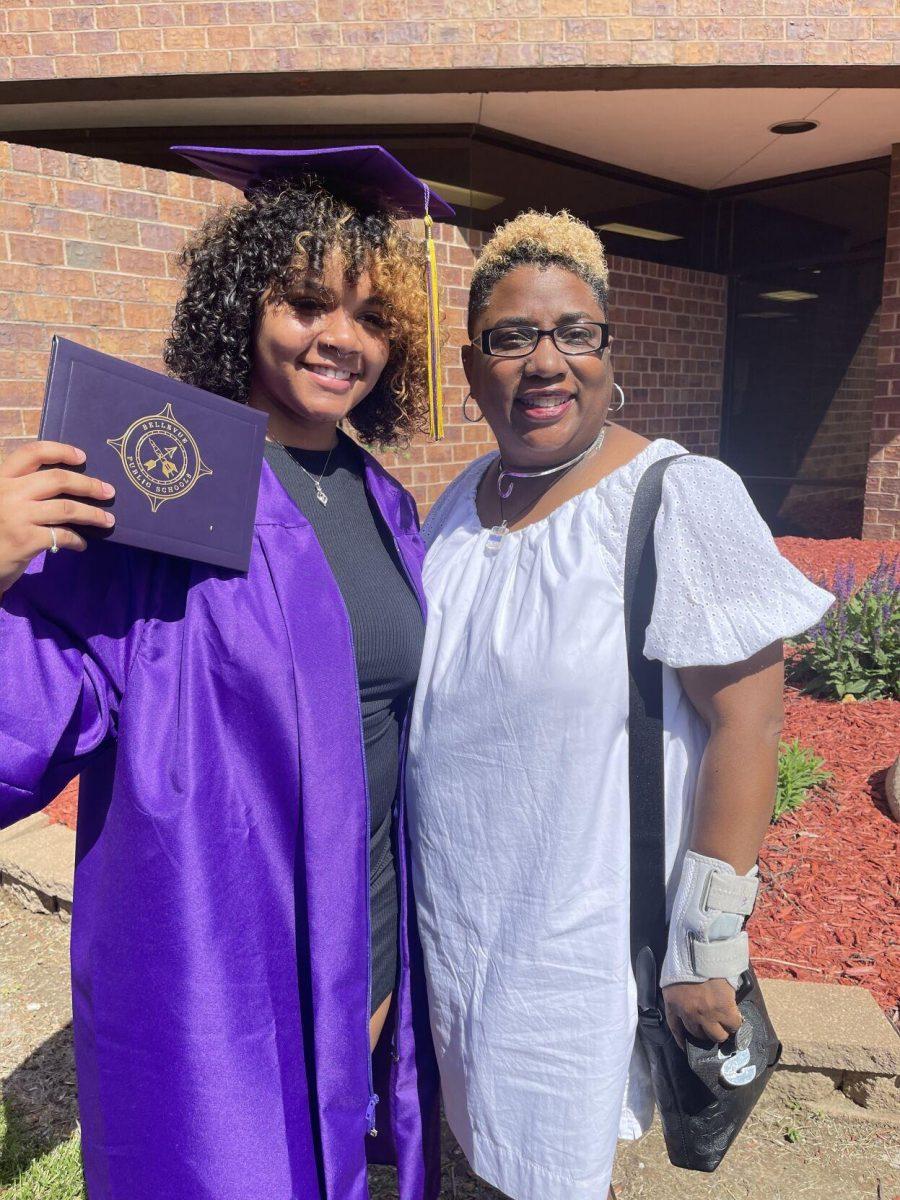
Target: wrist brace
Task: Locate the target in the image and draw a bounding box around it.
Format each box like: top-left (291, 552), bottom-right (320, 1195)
top-left (659, 850), bottom-right (759, 990)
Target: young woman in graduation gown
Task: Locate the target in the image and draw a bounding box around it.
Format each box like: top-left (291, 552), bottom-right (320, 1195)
top-left (0, 147), bottom-right (449, 1200)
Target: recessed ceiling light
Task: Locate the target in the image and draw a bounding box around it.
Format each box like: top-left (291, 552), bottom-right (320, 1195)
top-left (759, 290), bottom-right (818, 302)
top-left (739, 311), bottom-right (793, 320)
top-left (597, 222), bottom-right (682, 242)
top-left (421, 179), bottom-right (503, 211)
top-left (769, 120), bottom-right (819, 136)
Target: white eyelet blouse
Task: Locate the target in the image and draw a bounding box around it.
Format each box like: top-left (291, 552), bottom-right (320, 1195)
top-left (406, 438), bottom-right (833, 1200)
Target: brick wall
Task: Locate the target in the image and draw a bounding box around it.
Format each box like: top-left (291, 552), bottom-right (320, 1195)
top-left (863, 143), bottom-right (900, 540)
top-left (1, 1), bottom-right (898, 80)
top-left (0, 141), bottom-right (235, 439)
top-left (606, 256), bottom-right (724, 456)
top-left (1, 141), bottom-right (726, 514)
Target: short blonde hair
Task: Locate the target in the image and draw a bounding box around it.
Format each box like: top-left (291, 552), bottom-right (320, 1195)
top-left (468, 210), bottom-right (609, 334)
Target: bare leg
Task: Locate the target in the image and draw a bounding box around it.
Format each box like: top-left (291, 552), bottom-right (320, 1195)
top-left (369, 991), bottom-right (393, 1051)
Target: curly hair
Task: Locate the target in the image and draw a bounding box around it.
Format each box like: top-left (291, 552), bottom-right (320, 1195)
top-left (164, 178), bottom-right (430, 447)
top-left (468, 210), bottom-right (609, 335)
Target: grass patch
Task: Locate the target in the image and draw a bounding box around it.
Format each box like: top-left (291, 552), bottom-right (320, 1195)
top-left (773, 739), bottom-right (832, 823)
top-left (0, 1105), bottom-right (84, 1200)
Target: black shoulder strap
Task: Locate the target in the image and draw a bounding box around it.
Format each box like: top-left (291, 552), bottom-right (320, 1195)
top-left (623, 454), bottom-right (687, 1009)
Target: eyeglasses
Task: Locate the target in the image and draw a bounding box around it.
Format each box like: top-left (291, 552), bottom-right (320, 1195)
top-left (473, 321), bottom-right (611, 359)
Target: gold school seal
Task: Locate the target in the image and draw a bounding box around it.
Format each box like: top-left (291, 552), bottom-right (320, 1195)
top-left (107, 403), bottom-right (212, 513)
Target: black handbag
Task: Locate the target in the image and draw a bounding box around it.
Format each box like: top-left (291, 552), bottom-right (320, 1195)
top-left (624, 455), bottom-right (782, 1173)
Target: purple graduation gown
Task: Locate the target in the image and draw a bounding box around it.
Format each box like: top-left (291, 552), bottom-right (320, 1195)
top-left (0, 455), bottom-right (440, 1200)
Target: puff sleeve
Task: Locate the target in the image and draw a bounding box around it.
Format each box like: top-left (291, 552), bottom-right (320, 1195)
top-left (642, 456), bottom-right (834, 669)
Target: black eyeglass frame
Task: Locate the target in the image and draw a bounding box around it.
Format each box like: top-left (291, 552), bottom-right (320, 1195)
top-left (472, 321), bottom-right (612, 358)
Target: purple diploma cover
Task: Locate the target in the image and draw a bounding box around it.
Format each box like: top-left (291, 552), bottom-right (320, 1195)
top-left (39, 337), bottom-right (268, 571)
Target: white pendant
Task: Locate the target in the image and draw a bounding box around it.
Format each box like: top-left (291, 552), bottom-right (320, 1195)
top-left (485, 521), bottom-right (508, 555)
top-left (315, 485), bottom-right (328, 507)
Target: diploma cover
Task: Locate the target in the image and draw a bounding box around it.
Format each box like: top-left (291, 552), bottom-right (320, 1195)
top-left (39, 337), bottom-right (268, 571)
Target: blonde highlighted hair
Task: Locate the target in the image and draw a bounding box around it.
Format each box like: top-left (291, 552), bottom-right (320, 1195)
top-left (468, 210), bottom-right (610, 334)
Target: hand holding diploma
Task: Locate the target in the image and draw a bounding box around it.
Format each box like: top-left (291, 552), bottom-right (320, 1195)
top-left (0, 440), bottom-right (115, 596)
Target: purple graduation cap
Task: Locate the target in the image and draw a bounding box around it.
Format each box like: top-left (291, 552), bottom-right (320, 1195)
top-left (170, 143), bottom-right (455, 221)
top-left (171, 142), bottom-right (452, 438)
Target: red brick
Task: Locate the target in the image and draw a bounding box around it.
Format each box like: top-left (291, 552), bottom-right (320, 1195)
top-left (95, 5), bottom-right (140, 28)
top-left (65, 239), bottom-right (118, 270)
top-left (40, 267), bottom-right (96, 297)
top-left (70, 298), bottom-right (125, 326)
top-left (33, 206), bottom-right (90, 237)
top-left (0, 200), bottom-right (34, 231)
top-left (163, 25), bottom-right (208, 47)
top-left (183, 2), bottom-right (230, 22)
top-left (109, 190), bottom-right (160, 220)
top-left (55, 52), bottom-right (101, 75)
top-left (51, 8), bottom-right (97, 30)
top-left (116, 245), bottom-right (169, 276)
top-left (139, 4), bottom-right (182, 27)
top-left (73, 29), bottom-right (118, 52)
top-left (8, 233), bottom-right (65, 266)
top-left (12, 294), bottom-right (72, 323)
top-left (227, 1), bottom-right (273, 20)
top-left (9, 8), bottom-right (52, 32)
top-left (56, 180), bottom-right (108, 213)
top-left (88, 214), bottom-right (141, 245)
top-left (0, 409), bottom-right (26, 436)
top-left (120, 27), bottom-right (164, 49)
top-left (10, 54), bottom-right (57, 79)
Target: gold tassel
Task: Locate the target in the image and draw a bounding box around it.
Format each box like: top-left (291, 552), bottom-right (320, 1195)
top-left (423, 212), bottom-right (445, 440)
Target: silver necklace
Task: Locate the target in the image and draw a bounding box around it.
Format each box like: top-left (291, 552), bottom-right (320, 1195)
top-left (268, 435), bottom-right (337, 507)
top-left (486, 424), bottom-right (608, 553)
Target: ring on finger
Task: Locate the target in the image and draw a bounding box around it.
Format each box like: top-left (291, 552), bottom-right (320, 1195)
top-left (49, 526), bottom-right (59, 554)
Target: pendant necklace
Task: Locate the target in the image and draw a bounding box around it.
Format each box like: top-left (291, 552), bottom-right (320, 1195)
top-left (486, 424), bottom-right (608, 554)
top-left (268, 435), bottom-right (337, 507)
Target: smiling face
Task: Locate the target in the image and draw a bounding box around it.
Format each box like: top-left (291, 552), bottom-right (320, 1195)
top-left (249, 247), bottom-right (391, 446)
top-left (463, 264), bottom-right (613, 467)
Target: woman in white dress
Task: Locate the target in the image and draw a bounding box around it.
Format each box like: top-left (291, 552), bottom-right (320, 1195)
top-left (406, 212), bottom-right (833, 1200)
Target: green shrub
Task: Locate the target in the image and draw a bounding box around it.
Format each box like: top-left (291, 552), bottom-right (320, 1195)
top-left (787, 555), bottom-right (899, 702)
top-left (773, 739), bottom-right (831, 823)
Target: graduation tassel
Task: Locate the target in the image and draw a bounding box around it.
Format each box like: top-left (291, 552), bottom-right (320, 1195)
top-left (423, 207), bottom-right (445, 440)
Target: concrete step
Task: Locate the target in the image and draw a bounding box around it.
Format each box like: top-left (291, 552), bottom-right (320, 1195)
top-left (0, 813), bottom-right (74, 920)
top-left (760, 978), bottom-right (900, 1122)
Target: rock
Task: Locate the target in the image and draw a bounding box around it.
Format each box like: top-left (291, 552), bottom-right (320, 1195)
top-left (768, 1067), bottom-right (841, 1103)
top-left (886, 755), bottom-right (900, 823)
top-left (842, 1072), bottom-right (900, 1113)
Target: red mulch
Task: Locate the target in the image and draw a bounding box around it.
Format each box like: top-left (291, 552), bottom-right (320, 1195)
top-left (776, 536), bottom-right (899, 586)
top-left (757, 537), bottom-right (900, 1021)
top-left (42, 538), bottom-right (900, 1021)
top-left (751, 689), bottom-right (899, 1021)
top-left (44, 778), bottom-right (78, 830)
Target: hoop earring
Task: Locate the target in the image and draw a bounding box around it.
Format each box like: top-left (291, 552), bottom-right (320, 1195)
top-left (463, 393), bottom-right (484, 423)
top-left (610, 383), bottom-right (625, 414)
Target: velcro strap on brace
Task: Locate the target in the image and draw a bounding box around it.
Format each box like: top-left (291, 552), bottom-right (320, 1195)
top-left (690, 931), bottom-right (750, 979)
top-left (705, 872), bottom-right (758, 917)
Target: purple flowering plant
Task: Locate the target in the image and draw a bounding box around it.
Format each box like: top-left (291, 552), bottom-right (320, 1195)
top-left (787, 554), bottom-right (899, 701)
